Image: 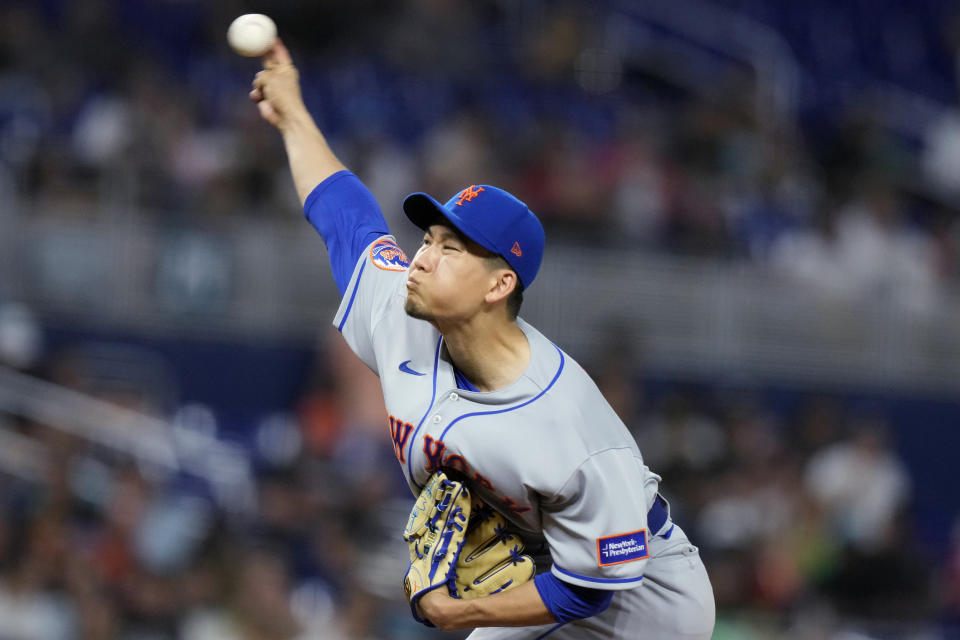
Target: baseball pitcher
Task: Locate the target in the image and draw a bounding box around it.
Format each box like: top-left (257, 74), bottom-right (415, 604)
top-left (250, 40), bottom-right (715, 639)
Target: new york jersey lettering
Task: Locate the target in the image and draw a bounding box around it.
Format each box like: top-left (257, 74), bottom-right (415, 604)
top-left (388, 415), bottom-right (414, 464)
top-left (423, 435), bottom-right (446, 473)
top-left (500, 495), bottom-right (532, 515)
top-left (443, 453), bottom-right (468, 474)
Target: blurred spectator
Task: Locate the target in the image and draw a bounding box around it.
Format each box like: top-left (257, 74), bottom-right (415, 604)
top-left (419, 112), bottom-right (501, 199)
top-left (0, 301), bottom-right (43, 371)
top-left (609, 115), bottom-right (669, 246)
top-left (832, 183), bottom-right (937, 313)
top-left (637, 392), bottom-right (727, 477)
top-left (0, 542), bottom-right (75, 640)
top-left (772, 180), bottom-right (940, 314)
top-left (803, 417), bottom-right (911, 552)
top-left (922, 108), bottom-right (960, 198)
top-left (181, 547), bottom-right (304, 640)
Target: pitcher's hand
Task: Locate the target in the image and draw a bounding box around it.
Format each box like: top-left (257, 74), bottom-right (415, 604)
top-left (250, 39), bottom-right (305, 131)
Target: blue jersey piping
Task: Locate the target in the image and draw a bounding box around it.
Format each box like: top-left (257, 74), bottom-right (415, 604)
top-left (437, 344), bottom-right (565, 441)
top-left (406, 336), bottom-right (444, 489)
top-left (553, 565), bottom-right (644, 585)
top-left (337, 260), bottom-right (367, 332)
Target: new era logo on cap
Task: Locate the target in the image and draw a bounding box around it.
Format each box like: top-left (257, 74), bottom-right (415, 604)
top-left (402, 184), bottom-right (546, 288)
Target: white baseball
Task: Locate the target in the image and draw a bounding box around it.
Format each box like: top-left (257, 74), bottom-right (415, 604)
top-left (227, 14), bottom-right (277, 57)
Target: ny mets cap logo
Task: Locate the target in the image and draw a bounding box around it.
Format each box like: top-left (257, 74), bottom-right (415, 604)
top-left (455, 185), bottom-right (485, 206)
top-left (370, 237), bottom-right (410, 271)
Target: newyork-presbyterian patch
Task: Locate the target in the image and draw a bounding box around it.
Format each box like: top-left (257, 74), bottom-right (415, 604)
top-left (370, 237), bottom-right (410, 271)
top-left (597, 529), bottom-right (648, 567)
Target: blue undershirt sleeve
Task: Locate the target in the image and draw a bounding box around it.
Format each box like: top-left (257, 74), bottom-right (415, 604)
top-left (302, 170), bottom-right (391, 296)
top-left (534, 572), bottom-right (614, 624)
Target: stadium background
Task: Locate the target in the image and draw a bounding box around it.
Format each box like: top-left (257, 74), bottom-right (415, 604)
top-left (1, 0), bottom-right (960, 637)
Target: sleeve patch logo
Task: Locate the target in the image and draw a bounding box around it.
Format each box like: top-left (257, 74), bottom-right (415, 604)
top-left (597, 529), bottom-right (648, 567)
top-left (370, 238), bottom-right (410, 271)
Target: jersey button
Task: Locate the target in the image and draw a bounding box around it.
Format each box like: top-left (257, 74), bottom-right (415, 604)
top-left (449, 393), bottom-right (459, 401)
top-left (433, 415), bottom-right (442, 423)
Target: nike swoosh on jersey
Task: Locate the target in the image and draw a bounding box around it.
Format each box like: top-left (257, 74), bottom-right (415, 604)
top-left (399, 360), bottom-right (425, 376)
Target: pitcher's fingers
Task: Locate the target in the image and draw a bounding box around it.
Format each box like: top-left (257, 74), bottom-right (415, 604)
top-left (257, 100), bottom-right (278, 124)
top-left (249, 87), bottom-right (263, 102)
top-left (262, 38), bottom-right (292, 69)
top-left (252, 70), bottom-right (267, 89)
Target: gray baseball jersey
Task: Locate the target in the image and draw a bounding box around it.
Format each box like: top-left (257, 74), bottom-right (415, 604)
top-left (334, 235), bottom-right (714, 639)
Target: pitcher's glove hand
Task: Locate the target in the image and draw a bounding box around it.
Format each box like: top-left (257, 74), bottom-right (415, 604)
top-left (403, 471), bottom-right (471, 625)
top-left (454, 498), bottom-right (536, 598)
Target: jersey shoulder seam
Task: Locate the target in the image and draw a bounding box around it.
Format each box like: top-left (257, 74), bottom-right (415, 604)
top-left (550, 445), bottom-right (639, 501)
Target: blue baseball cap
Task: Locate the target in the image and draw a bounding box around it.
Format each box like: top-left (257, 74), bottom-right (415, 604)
top-left (402, 185), bottom-right (545, 289)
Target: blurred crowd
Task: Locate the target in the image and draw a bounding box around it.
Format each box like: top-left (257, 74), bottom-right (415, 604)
top-left (0, 322), bottom-right (954, 639)
top-left (590, 342), bottom-right (955, 639)
top-left (3, 0), bottom-right (960, 313)
top-left (0, 330), bottom-right (438, 640)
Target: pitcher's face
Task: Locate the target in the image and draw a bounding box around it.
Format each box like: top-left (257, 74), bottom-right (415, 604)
top-left (404, 224), bottom-right (498, 324)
